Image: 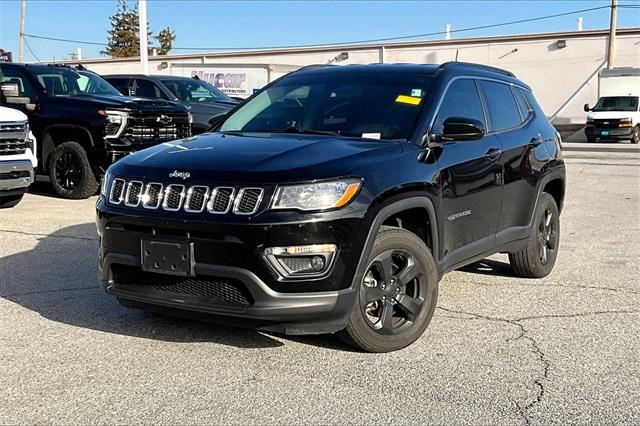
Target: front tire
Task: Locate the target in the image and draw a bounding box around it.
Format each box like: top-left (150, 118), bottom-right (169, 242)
top-left (0, 194), bottom-right (24, 209)
top-left (632, 126), bottom-right (640, 144)
top-left (339, 226), bottom-right (438, 353)
top-left (47, 141), bottom-right (99, 199)
top-left (509, 192), bottom-right (560, 278)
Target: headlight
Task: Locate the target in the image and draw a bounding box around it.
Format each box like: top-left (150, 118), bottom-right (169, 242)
top-left (271, 179), bottom-right (362, 211)
top-left (619, 118), bottom-right (632, 128)
top-left (586, 119), bottom-right (594, 125)
top-left (100, 169), bottom-right (112, 197)
top-left (99, 109), bottom-right (128, 138)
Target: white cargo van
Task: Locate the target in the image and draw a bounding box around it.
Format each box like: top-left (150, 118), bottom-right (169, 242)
top-left (584, 68), bottom-right (640, 144)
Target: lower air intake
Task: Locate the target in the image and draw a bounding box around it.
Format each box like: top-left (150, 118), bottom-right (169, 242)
top-left (112, 265), bottom-right (254, 306)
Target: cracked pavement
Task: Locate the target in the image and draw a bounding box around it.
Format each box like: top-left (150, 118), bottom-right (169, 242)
top-left (1, 156), bottom-right (638, 425)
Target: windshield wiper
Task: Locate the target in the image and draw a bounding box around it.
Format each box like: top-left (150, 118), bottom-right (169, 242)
top-left (274, 125), bottom-right (341, 136)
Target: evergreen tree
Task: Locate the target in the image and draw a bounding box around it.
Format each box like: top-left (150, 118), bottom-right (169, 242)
top-left (155, 27), bottom-right (176, 56)
top-left (102, 0), bottom-right (157, 58)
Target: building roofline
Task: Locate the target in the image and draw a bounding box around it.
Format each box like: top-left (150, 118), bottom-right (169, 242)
top-left (54, 27), bottom-right (640, 65)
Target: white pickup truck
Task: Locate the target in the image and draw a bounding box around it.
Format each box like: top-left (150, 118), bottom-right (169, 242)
top-left (584, 68), bottom-right (640, 144)
top-left (0, 106), bottom-right (37, 208)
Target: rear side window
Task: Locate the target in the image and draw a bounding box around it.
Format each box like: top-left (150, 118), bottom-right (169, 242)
top-left (479, 80), bottom-right (521, 132)
top-left (432, 79), bottom-right (485, 134)
top-left (106, 78), bottom-right (131, 96)
top-left (514, 88), bottom-right (532, 121)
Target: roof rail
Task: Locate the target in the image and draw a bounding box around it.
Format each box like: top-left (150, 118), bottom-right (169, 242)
top-left (438, 61), bottom-right (515, 78)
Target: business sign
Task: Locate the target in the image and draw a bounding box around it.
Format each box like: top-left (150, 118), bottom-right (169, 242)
top-left (190, 68), bottom-right (268, 98)
top-left (0, 49), bottom-right (12, 63)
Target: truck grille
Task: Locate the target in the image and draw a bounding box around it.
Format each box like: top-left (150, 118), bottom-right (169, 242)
top-left (0, 121), bottom-right (28, 156)
top-left (109, 178), bottom-right (264, 216)
top-left (123, 112), bottom-right (191, 143)
top-left (112, 265), bottom-right (253, 306)
top-left (593, 119), bottom-right (621, 129)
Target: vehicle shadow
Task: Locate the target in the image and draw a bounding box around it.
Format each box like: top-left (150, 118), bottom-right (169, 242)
top-left (0, 222), bottom-right (350, 350)
top-left (459, 258), bottom-right (516, 277)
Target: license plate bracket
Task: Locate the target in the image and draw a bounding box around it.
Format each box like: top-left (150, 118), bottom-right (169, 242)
top-left (601, 130), bottom-right (609, 136)
top-left (141, 239), bottom-right (193, 276)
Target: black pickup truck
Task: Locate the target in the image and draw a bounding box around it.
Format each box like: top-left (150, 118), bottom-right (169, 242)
top-left (0, 63), bottom-right (191, 199)
top-left (97, 62), bottom-right (565, 352)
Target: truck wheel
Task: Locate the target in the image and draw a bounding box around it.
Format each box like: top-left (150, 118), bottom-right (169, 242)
top-left (509, 192), bottom-right (560, 278)
top-left (632, 126), bottom-right (640, 144)
top-left (339, 226), bottom-right (438, 353)
top-left (586, 137), bottom-right (597, 143)
top-left (0, 194), bottom-right (24, 209)
top-left (48, 141), bottom-right (99, 199)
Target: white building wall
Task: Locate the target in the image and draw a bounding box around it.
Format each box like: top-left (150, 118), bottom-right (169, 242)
top-left (75, 30), bottom-right (640, 124)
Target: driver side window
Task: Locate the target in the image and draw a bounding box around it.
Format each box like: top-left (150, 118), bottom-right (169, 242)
top-left (432, 79), bottom-right (484, 134)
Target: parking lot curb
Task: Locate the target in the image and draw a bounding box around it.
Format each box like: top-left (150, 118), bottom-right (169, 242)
top-left (561, 143), bottom-right (640, 154)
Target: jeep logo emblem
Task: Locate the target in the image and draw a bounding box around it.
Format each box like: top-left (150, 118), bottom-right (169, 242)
top-left (169, 170), bottom-right (190, 180)
top-left (156, 114), bottom-right (173, 124)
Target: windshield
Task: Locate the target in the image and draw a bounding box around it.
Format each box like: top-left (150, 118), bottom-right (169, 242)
top-left (219, 71), bottom-right (431, 140)
top-left (593, 96), bottom-right (639, 112)
top-left (161, 78), bottom-right (232, 103)
top-left (32, 67), bottom-right (121, 97)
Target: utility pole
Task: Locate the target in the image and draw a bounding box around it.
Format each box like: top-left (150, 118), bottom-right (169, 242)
top-left (18, 0), bottom-right (26, 63)
top-left (139, 0), bottom-right (149, 75)
top-left (607, 0), bottom-right (618, 69)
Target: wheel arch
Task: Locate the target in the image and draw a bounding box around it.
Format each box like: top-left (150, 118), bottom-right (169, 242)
top-left (350, 194), bottom-right (440, 291)
top-left (42, 125), bottom-right (95, 171)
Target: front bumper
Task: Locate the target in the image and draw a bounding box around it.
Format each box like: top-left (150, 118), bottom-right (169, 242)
top-left (96, 199), bottom-right (369, 334)
top-left (0, 160), bottom-right (34, 192)
top-left (585, 126), bottom-right (634, 140)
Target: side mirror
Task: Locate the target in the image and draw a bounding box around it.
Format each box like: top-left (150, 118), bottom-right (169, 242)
top-left (440, 116), bottom-right (485, 141)
top-left (207, 112), bottom-right (228, 131)
top-left (583, 103), bottom-right (591, 112)
top-left (1, 82), bottom-right (20, 98)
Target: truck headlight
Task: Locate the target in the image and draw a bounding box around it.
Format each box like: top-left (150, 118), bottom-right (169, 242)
top-left (271, 179), bottom-right (362, 211)
top-left (619, 118), bottom-right (632, 128)
top-left (99, 110), bottom-right (128, 138)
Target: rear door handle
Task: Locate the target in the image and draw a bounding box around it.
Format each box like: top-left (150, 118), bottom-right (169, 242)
top-left (485, 148), bottom-right (502, 160)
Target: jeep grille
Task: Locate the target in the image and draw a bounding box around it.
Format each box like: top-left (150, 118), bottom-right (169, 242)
top-left (108, 178), bottom-right (264, 216)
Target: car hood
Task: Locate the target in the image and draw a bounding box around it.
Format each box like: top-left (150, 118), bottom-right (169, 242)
top-left (111, 132), bottom-right (404, 184)
top-left (587, 111), bottom-right (636, 119)
top-left (0, 106), bottom-right (28, 121)
top-left (46, 94), bottom-right (188, 112)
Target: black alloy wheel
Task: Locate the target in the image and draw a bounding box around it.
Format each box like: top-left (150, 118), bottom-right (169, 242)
top-left (339, 226), bottom-right (438, 352)
top-left (360, 249), bottom-right (425, 335)
top-left (55, 150), bottom-right (83, 191)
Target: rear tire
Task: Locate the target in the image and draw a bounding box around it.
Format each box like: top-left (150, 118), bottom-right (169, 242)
top-left (0, 194), bottom-right (24, 209)
top-left (48, 141), bottom-right (99, 199)
top-left (338, 226), bottom-right (438, 353)
top-left (509, 193), bottom-right (560, 278)
top-left (632, 126), bottom-right (640, 144)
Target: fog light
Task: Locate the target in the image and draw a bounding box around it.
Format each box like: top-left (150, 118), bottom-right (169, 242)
top-left (264, 244), bottom-right (337, 278)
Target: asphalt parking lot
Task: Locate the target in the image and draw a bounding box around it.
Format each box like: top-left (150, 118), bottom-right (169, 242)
top-left (1, 150), bottom-right (638, 425)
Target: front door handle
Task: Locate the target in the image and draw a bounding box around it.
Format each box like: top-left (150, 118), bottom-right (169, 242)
top-left (485, 148), bottom-right (502, 160)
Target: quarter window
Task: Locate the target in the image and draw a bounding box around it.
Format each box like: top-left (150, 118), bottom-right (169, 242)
top-left (514, 88), bottom-right (532, 121)
top-left (479, 80), bottom-right (521, 131)
top-left (432, 79), bottom-right (485, 134)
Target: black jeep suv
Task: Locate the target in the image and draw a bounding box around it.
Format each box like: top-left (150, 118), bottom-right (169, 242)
top-left (103, 74), bottom-right (238, 135)
top-left (0, 63), bottom-right (191, 199)
top-left (97, 62), bottom-right (565, 352)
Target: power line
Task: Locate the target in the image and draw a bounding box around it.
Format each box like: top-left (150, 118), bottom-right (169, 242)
top-left (22, 4), bottom-right (632, 53)
top-left (23, 37), bottom-right (42, 62)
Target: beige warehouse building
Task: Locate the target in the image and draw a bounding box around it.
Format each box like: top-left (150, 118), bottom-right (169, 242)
top-left (66, 28), bottom-right (640, 126)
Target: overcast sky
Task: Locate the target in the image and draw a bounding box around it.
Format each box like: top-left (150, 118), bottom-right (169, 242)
top-left (0, 0), bottom-right (638, 62)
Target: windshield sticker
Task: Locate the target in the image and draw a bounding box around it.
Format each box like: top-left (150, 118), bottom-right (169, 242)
top-left (362, 132), bottom-right (381, 140)
top-left (411, 88), bottom-right (422, 97)
top-left (396, 95), bottom-right (421, 105)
